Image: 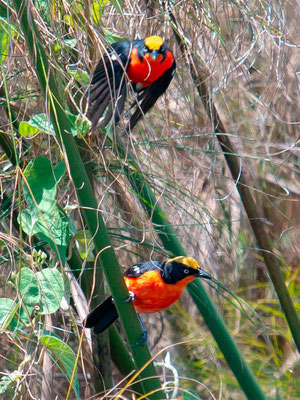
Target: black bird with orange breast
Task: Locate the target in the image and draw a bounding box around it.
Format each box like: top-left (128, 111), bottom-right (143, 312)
top-left (85, 256), bottom-right (211, 334)
top-left (89, 35), bottom-right (176, 131)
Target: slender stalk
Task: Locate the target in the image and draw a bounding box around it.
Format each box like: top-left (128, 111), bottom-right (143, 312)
top-left (109, 326), bottom-right (136, 376)
top-left (41, 315), bottom-right (53, 400)
top-left (12, 1), bottom-right (164, 398)
top-left (109, 325), bottom-right (148, 396)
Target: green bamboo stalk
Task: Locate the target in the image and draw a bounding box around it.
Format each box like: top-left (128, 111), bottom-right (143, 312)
top-left (0, 79), bottom-right (18, 166)
top-left (109, 325), bottom-right (148, 397)
top-left (12, 1), bottom-right (164, 398)
top-left (168, 17), bottom-right (300, 353)
top-left (109, 325), bottom-right (136, 376)
top-left (113, 138), bottom-right (266, 400)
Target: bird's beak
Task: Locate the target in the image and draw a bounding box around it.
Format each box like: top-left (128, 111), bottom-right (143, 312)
top-left (195, 268), bottom-right (212, 280)
top-left (150, 49), bottom-right (159, 61)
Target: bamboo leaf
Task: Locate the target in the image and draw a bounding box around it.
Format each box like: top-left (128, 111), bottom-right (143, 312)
top-left (0, 298), bottom-right (18, 329)
top-left (40, 331), bottom-right (80, 399)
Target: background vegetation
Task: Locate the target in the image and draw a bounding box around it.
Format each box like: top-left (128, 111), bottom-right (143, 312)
top-left (0, 0), bottom-right (299, 399)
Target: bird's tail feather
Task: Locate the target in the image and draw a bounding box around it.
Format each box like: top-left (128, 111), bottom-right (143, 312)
top-left (85, 296), bottom-right (118, 334)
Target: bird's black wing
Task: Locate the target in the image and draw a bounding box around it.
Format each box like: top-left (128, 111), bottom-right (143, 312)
top-left (84, 296), bottom-right (118, 334)
top-left (89, 41), bottom-right (132, 128)
top-left (127, 59), bottom-right (176, 132)
top-left (124, 261), bottom-right (163, 278)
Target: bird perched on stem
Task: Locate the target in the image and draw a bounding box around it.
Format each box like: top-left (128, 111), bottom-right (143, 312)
top-left (85, 256), bottom-right (211, 335)
top-left (89, 35), bottom-right (176, 132)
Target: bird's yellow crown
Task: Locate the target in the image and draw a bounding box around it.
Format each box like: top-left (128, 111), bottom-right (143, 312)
top-left (144, 36), bottom-right (164, 50)
top-left (168, 256), bottom-right (200, 270)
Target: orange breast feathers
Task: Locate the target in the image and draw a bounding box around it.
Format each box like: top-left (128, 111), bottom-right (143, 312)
top-left (126, 49), bottom-right (174, 87)
top-left (124, 270), bottom-right (196, 314)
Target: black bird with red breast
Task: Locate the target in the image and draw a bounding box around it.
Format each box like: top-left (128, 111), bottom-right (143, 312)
top-left (89, 35), bottom-right (176, 131)
top-left (85, 257), bottom-right (211, 334)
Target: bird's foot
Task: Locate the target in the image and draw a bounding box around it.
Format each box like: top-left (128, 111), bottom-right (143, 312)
top-left (131, 330), bottom-right (148, 347)
top-left (123, 291), bottom-right (135, 303)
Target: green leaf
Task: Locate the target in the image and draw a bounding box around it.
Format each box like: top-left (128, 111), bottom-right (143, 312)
top-left (19, 113), bottom-right (56, 136)
top-left (109, 0), bottom-right (123, 15)
top-left (0, 298), bottom-right (18, 329)
top-left (17, 305), bottom-right (34, 326)
top-left (19, 157), bottom-right (69, 264)
top-left (19, 113), bottom-right (85, 137)
top-left (63, 15), bottom-right (74, 27)
top-left (0, 370), bottom-right (21, 395)
top-left (74, 230), bottom-right (95, 261)
top-left (68, 67), bottom-right (90, 85)
top-left (18, 267), bottom-right (66, 316)
top-left (18, 121), bottom-right (39, 136)
top-left (63, 38), bottom-right (77, 48)
top-left (53, 38), bottom-right (77, 52)
top-left (91, 0), bottom-right (109, 23)
top-left (67, 112), bottom-right (91, 137)
top-left (0, 17), bottom-right (14, 62)
top-left (183, 389), bottom-right (203, 400)
top-left (37, 268), bottom-right (64, 314)
top-left (54, 160), bottom-right (66, 183)
top-left (0, 3), bottom-right (8, 17)
top-left (0, 295), bottom-right (33, 330)
top-left (103, 29), bottom-right (125, 44)
top-left (19, 267), bottom-right (40, 307)
top-left (0, 27), bottom-right (9, 62)
top-left (34, 0), bottom-right (51, 25)
top-left (0, 16), bottom-right (20, 37)
top-left (40, 331), bottom-right (80, 399)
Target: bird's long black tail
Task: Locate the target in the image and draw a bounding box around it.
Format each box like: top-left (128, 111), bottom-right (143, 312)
top-left (85, 296), bottom-right (118, 334)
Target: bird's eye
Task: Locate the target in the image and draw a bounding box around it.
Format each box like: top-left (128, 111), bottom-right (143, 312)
top-left (184, 269), bottom-right (189, 274)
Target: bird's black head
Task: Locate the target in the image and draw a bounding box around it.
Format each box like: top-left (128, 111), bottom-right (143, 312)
top-left (162, 257), bottom-right (211, 285)
top-left (142, 36), bottom-right (167, 62)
